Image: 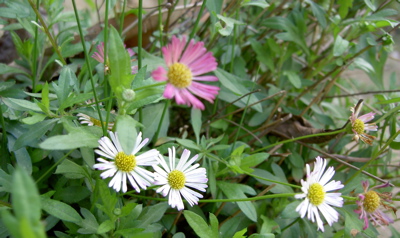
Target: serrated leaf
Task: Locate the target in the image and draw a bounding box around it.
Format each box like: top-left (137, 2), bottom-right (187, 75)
top-left (176, 138), bottom-right (201, 150)
top-left (53, 66), bottom-right (75, 106)
top-left (41, 197), bottom-right (82, 223)
top-left (97, 220), bottom-right (115, 234)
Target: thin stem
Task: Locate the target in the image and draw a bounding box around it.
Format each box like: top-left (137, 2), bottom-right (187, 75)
top-left (252, 128), bottom-right (347, 153)
top-left (31, 0), bottom-right (40, 93)
top-left (188, 0), bottom-right (208, 43)
top-left (244, 171), bottom-right (301, 189)
top-left (104, 0), bottom-right (111, 133)
top-left (118, 0), bottom-right (127, 35)
top-left (0, 102), bottom-right (10, 169)
top-left (138, 0), bottom-right (143, 69)
top-left (157, 0), bottom-right (164, 47)
top-left (27, 0), bottom-right (66, 65)
top-left (153, 100), bottom-right (170, 144)
top-left (36, 150), bottom-right (74, 184)
top-left (72, 0), bottom-right (106, 135)
top-left (127, 193), bottom-right (297, 203)
top-left (346, 130), bottom-right (400, 186)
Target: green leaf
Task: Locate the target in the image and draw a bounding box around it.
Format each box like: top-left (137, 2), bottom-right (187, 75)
top-left (78, 208), bottom-right (99, 234)
top-left (138, 103), bottom-right (170, 141)
top-left (215, 14), bottom-right (245, 36)
top-left (283, 71), bottom-right (301, 88)
top-left (53, 66), bottom-right (75, 106)
top-left (59, 93), bottom-right (94, 112)
top-left (13, 119), bottom-right (58, 150)
top-left (39, 130), bottom-right (99, 150)
top-left (241, 0), bottom-right (269, 8)
top-left (12, 167), bottom-right (42, 223)
top-left (252, 168), bottom-right (294, 194)
top-left (97, 220), bottom-right (115, 234)
top-left (338, 0), bottom-right (353, 18)
top-left (40, 197), bottom-right (82, 223)
top-left (217, 181), bottom-right (257, 222)
top-left (241, 153), bottom-right (269, 172)
top-left (0, 63), bottom-right (28, 76)
top-left (0, 80), bottom-right (16, 93)
top-left (115, 115), bottom-right (139, 154)
top-left (2, 97), bottom-right (42, 112)
top-left (191, 108), bottom-right (202, 143)
top-left (215, 69), bottom-right (262, 112)
top-left (55, 159), bottom-right (90, 179)
top-left (233, 228), bottom-right (247, 238)
top-left (305, 0), bottom-right (327, 27)
top-left (280, 201), bottom-right (301, 219)
top-left (176, 138), bottom-right (201, 151)
top-left (209, 213), bottom-right (219, 238)
top-left (183, 211), bottom-right (213, 238)
top-left (333, 35), bottom-right (349, 57)
top-left (97, 179), bottom-right (118, 219)
top-left (137, 202), bottom-right (169, 228)
top-left (108, 26), bottom-right (134, 94)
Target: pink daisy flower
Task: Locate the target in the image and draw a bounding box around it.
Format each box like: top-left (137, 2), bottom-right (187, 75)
top-left (354, 181), bottom-right (395, 230)
top-left (151, 36), bottom-right (219, 110)
top-left (92, 42), bottom-right (138, 74)
top-left (349, 102), bottom-right (378, 145)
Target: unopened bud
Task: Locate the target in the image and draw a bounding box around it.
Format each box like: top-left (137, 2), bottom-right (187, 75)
top-left (122, 89), bottom-right (136, 102)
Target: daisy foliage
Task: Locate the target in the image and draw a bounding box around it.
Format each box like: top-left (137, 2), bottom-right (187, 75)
top-left (295, 157), bottom-right (344, 232)
top-left (93, 131), bottom-right (159, 193)
top-left (152, 147), bottom-right (208, 210)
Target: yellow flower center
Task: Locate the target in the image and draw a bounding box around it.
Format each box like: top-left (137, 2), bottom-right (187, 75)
top-left (167, 63), bottom-right (192, 88)
top-left (90, 117), bottom-right (104, 127)
top-left (114, 152), bottom-right (136, 172)
top-left (353, 119), bottom-right (365, 135)
top-left (168, 170), bottom-right (186, 190)
top-left (364, 190), bottom-right (380, 213)
top-left (307, 183), bottom-right (326, 206)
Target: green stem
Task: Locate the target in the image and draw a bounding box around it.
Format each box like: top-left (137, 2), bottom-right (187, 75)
top-left (31, 0), bottom-right (40, 93)
top-left (133, 81), bottom-right (166, 91)
top-left (345, 130), bottom-right (400, 185)
top-left (374, 105), bottom-right (400, 124)
top-left (187, 0), bottom-right (208, 43)
top-left (118, 0), bottom-right (127, 35)
top-left (27, 0), bottom-right (66, 65)
top-left (127, 193), bottom-right (297, 203)
top-left (138, 0), bottom-right (143, 69)
top-left (36, 150), bottom-right (74, 184)
top-left (157, 0), bottom-right (164, 47)
top-left (104, 0), bottom-right (111, 132)
top-left (153, 100), bottom-right (170, 144)
top-left (244, 171), bottom-right (301, 189)
top-left (0, 102), bottom-right (10, 169)
top-left (252, 128), bottom-right (347, 153)
top-left (72, 0), bottom-right (106, 135)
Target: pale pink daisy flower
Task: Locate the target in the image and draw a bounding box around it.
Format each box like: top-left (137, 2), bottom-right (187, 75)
top-left (94, 131), bottom-right (160, 193)
top-left (152, 147), bottom-right (208, 210)
top-left (151, 36), bottom-right (219, 110)
top-left (295, 157), bottom-right (344, 232)
top-left (354, 181), bottom-right (395, 230)
top-left (349, 101), bottom-right (378, 145)
top-left (92, 42), bottom-right (138, 74)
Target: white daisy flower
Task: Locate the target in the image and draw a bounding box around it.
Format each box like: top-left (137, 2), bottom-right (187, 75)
top-left (152, 147), bottom-right (208, 210)
top-left (93, 131), bottom-right (159, 193)
top-left (77, 113), bottom-right (114, 130)
top-left (295, 156), bottom-right (344, 232)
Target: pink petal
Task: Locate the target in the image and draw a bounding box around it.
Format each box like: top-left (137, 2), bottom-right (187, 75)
top-left (163, 83), bottom-right (176, 99)
top-left (180, 40), bottom-right (207, 66)
top-left (151, 67), bottom-right (168, 81)
top-left (180, 89), bottom-right (205, 110)
top-left (193, 75), bottom-right (219, 82)
top-left (358, 112), bottom-right (375, 123)
top-left (127, 48), bottom-right (135, 57)
top-left (188, 82), bottom-right (219, 102)
top-left (170, 36), bottom-right (186, 64)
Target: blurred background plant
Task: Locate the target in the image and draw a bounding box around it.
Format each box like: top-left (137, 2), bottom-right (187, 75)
top-left (0, 0), bottom-right (399, 237)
